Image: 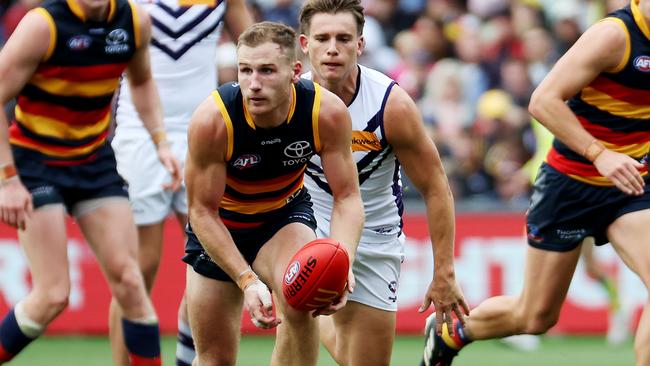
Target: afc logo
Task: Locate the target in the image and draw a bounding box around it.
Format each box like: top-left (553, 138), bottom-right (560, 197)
top-left (67, 35), bottom-right (92, 50)
top-left (283, 141), bottom-right (313, 166)
top-left (634, 55), bottom-right (650, 72)
top-left (105, 29), bottom-right (129, 54)
top-left (232, 154), bottom-right (261, 169)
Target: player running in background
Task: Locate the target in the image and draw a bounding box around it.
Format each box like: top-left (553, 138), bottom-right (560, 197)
top-left (182, 22), bottom-right (364, 365)
top-left (0, 0), bottom-right (180, 364)
top-left (111, 0), bottom-right (252, 364)
top-left (422, 1), bottom-right (650, 365)
top-left (298, 0), bottom-right (468, 364)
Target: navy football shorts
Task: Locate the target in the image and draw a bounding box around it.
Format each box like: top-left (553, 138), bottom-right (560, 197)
top-left (526, 163), bottom-right (650, 252)
top-left (12, 143), bottom-right (128, 213)
top-left (183, 189), bottom-right (317, 282)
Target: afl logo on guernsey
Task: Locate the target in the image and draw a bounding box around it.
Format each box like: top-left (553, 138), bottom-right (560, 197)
top-left (105, 29), bottom-right (130, 54)
top-left (68, 35), bottom-right (92, 50)
top-left (634, 55), bottom-right (650, 72)
top-left (232, 154), bottom-right (261, 169)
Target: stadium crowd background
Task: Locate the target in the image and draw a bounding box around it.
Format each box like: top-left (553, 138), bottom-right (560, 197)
top-left (0, 0), bottom-right (630, 209)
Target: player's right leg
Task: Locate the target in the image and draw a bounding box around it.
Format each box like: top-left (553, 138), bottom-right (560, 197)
top-left (253, 222), bottom-right (320, 366)
top-left (76, 198), bottom-right (161, 365)
top-left (606, 209), bottom-right (650, 364)
top-left (108, 220), bottom-right (166, 366)
top-left (112, 133), bottom-right (187, 365)
top-left (0, 205), bottom-right (69, 363)
top-left (185, 267), bottom-right (244, 366)
top-left (323, 303), bottom-right (395, 366)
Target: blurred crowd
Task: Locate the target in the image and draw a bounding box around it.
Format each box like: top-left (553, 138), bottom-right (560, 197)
top-left (0, 0), bottom-right (631, 206)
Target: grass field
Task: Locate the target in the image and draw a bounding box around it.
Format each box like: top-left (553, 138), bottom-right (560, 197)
top-left (7, 334), bottom-right (634, 366)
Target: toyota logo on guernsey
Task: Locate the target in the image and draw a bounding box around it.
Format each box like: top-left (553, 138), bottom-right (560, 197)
top-left (105, 29), bottom-right (129, 54)
top-left (282, 141), bottom-right (313, 166)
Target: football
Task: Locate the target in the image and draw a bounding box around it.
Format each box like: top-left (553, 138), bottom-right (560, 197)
top-left (282, 237), bottom-right (350, 311)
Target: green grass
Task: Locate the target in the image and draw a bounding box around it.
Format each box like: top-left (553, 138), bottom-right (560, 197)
top-left (7, 335), bottom-right (634, 366)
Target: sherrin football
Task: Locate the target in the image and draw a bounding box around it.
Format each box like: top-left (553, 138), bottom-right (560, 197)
top-left (282, 238), bottom-right (350, 311)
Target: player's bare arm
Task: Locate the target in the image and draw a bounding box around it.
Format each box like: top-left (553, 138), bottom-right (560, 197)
top-left (317, 87), bottom-right (364, 264)
top-left (126, 5), bottom-right (182, 191)
top-left (314, 86), bottom-right (363, 314)
top-left (0, 9), bottom-right (51, 229)
top-left (384, 85), bottom-right (468, 334)
top-left (529, 20), bottom-right (644, 195)
top-left (185, 96), bottom-right (279, 328)
top-left (224, 0), bottom-right (253, 40)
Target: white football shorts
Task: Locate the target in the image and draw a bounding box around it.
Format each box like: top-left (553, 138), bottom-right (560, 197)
top-left (112, 132), bottom-right (188, 225)
top-left (315, 214), bottom-right (405, 311)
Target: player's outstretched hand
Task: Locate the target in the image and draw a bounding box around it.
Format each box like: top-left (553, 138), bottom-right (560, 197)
top-left (244, 278), bottom-right (281, 329)
top-left (156, 143), bottom-right (182, 191)
top-left (418, 274), bottom-right (469, 337)
top-left (593, 149), bottom-right (645, 196)
top-left (0, 179), bottom-right (32, 230)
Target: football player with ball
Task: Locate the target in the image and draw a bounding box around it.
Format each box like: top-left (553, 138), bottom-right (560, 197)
top-left (182, 21), bottom-right (364, 366)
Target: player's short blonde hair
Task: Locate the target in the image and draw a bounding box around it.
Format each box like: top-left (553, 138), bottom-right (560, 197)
top-left (237, 22), bottom-right (298, 62)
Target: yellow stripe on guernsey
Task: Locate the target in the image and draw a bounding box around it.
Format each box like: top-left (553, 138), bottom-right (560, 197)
top-left (312, 83), bottom-right (321, 153)
top-left (632, 0), bottom-right (650, 40)
top-left (10, 136), bottom-right (105, 157)
top-left (29, 74), bottom-right (120, 97)
top-left (568, 141), bottom-right (650, 186)
top-left (212, 91), bottom-right (234, 161)
top-left (603, 140), bottom-right (650, 157)
top-left (601, 17), bottom-right (630, 73)
top-left (581, 87), bottom-right (650, 118)
top-left (220, 186), bottom-right (303, 214)
top-left (33, 8), bottom-right (57, 61)
top-left (15, 106), bottom-right (110, 140)
top-left (569, 172), bottom-right (649, 186)
top-left (226, 168), bottom-right (305, 194)
top-left (178, 0), bottom-right (216, 6)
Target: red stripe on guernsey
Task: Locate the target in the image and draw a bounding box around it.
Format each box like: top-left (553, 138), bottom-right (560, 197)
top-left (129, 354), bottom-right (161, 366)
top-left (547, 147), bottom-right (648, 177)
top-left (18, 96), bottom-right (110, 126)
top-left (577, 116), bottom-right (650, 145)
top-left (0, 343), bottom-right (14, 362)
top-left (221, 217), bottom-right (263, 229)
top-left (35, 63), bottom-right (128, 82)
top-left (589, 76), bottom-right (650, 105)
top-left (9, 126), bottom-right (108, 151)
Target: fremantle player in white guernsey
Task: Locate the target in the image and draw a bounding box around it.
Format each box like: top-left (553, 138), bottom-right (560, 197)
top-left (298, 0), bottom-right (469, 365)
top-left (111, 0), bottom-right (252, 365)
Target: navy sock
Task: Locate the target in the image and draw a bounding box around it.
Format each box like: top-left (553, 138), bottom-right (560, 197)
top-left (121, 318), bottom-right (161, 366)
top-left (0, 309), bottom-right (36, 362)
